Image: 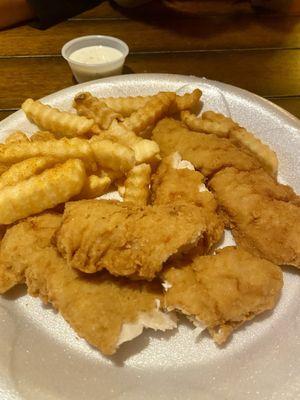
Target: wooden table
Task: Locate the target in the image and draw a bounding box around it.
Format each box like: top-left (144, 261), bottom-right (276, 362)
top-left (0, 0), bottom-right (300, 121)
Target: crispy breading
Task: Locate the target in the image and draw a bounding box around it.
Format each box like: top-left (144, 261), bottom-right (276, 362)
top-left (152, 118), bottom-right (259, 176)
top-left (181, 111), bottom-right (278, 176)
top-left (55, 200), bottom-right (223, 279)
top-left (209, 167), bottom-right (300, 267)
top-left (0, 214), bottom-right (176, 355)
top-left (151, 153), bottom-right (217, 212)
top-left (0, 213), bottom-right (61, 294)
top-left (162, 246), bottom-right (283, 344)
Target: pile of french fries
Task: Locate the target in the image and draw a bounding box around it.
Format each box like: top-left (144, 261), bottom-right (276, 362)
top-left (0, 89), bottom-right (201, 225)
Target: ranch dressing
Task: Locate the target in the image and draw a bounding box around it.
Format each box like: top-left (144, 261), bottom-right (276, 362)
top-left (69, 46), bottom-right (123, 65)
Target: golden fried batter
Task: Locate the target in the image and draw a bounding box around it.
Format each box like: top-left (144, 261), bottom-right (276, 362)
top-left (152, 118), bottom-right (260, 176)
top-left (162, 246), bottom-right (283, 344)
top-left (55, 200), bottom-right (223, 279)
top-left (0, 215), bottom-right (176, 355)
top-left (0, 213), bottom-right (61, 293)
top-left (209, 167), bottom-right (300, 267)
top-left (151, 152), bottom-right (218, 213)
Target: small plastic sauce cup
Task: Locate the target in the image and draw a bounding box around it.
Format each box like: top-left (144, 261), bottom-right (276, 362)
top-left (61, 35), bottom-right (129, 83)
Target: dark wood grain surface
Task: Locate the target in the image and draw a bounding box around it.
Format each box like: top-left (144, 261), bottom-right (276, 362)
top-left (0, 0), bottom-right (299, 119)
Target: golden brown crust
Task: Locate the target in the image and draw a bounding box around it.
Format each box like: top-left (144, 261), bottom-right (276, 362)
top-left (152, 118), bottom-right (260, 176)
top-left (151, 153), bottom-right (218, 213)
top-left (209, 167), bottom-right (300, 267)
top-left (55, 200), bottom-right (223, 280)
top-left (0, 213), bottom-right (62, 294)
top-left (162, 246), bottom-right (283, 344)
top-left (0, 214), bottom-right (166, 355)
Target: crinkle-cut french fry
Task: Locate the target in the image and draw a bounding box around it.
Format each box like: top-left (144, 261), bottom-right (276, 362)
top-left (229, 127), bottom-right (278, 176)
top-left (5, 131), bottom-right (29, 144)
top-left (202, 111), bottom-right (238, 132)
top-left (99, 95), bottom-right (149, 117)
top-left (90, 139), bottom-right (135, 172)
top-left (22, 98), bottom-right (95, 137)
top-left (173, 89), bottom-right (202, 113)
top-left (0, 159), bottom-right (86, 225)
top-left (123, 163), bottom-right (151, 205)
top-left (0, 137), bottom-right (96, 172)
top-left (99, 90), bottom-right (202, 117)
top-left (0, 156), bottom-right (58, 190)
top-left (30, 131), bottom-right (56, 141)
top-left (100, 121), bottom-right (160, 164)
top-left (105, 120), bottom-right (140, 146)
top-left (121, 92), bottom-right (176, 134)
top-left (181, 111), bottom-right (230, 137)
top-left (74, 92), bottom-right (123, 130)
top-left (75, 175), bottom-right (111, 200)
top-left (131, 139), bottom-right (160, 164)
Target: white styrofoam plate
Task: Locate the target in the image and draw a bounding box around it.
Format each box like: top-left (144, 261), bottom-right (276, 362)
top-left (0, 73), bottom-right (299, 400)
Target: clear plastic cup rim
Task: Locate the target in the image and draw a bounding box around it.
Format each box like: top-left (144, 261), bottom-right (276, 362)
top-left (61, 35), bottom-right (129, 68)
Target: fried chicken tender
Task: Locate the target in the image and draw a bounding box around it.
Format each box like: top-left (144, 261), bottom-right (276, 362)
top-left (55, 200), bottom-right (223, 280)
top-left (152, 119), bottom-right (259, 176)
top-left (151, 152), bottom-right (217, 212)
top-left (0, 214), bottom-right (176, 355)
top-left (162, 246), bottom-right (283, 345)
top-left (181, 111), bottom-right (278, 176)
top-left (0, 213), bottom-right (61, 293)
top-left (209, 167), bottom-right (300, 267)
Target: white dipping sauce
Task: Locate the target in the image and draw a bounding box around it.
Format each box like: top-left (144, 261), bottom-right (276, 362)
top-left (69, 45), bottom-right (123, 64)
